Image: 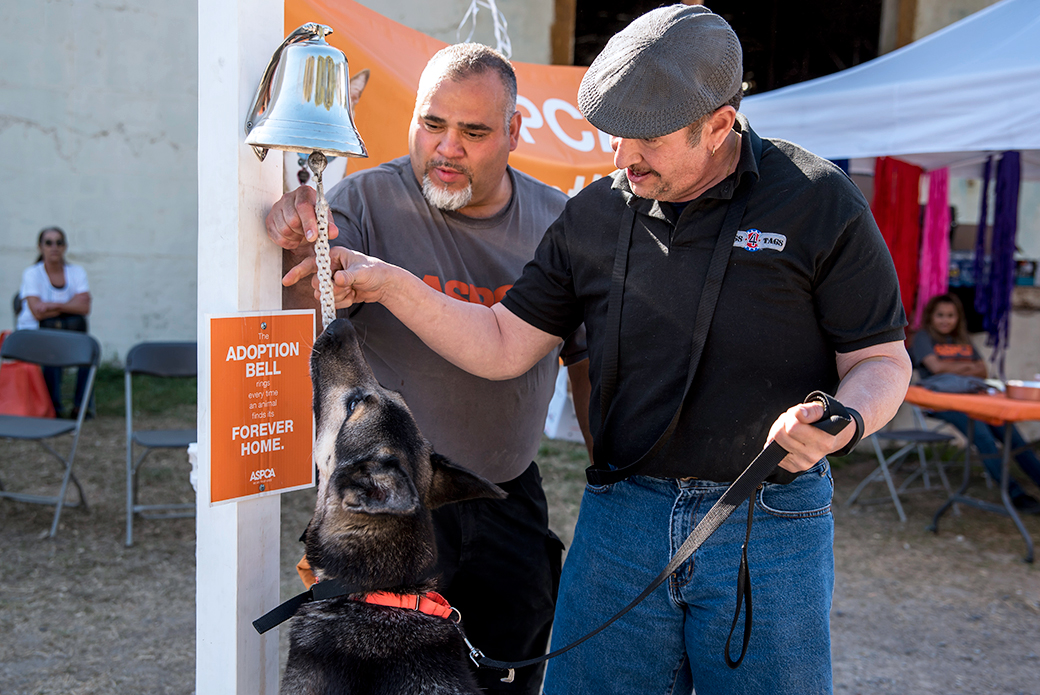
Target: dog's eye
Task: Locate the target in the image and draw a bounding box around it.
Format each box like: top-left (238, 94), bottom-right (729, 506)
top-left (345, 395), bottom-right (363, 416)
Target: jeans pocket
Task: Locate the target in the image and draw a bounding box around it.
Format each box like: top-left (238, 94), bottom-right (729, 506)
top-left (585, 481), bottom-right (614, 495)
top-left (757, 460), bottom-right (833, 519)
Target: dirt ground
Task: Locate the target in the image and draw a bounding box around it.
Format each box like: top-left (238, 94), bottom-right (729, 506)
top-left (1, 415), bottom-right (1038, 694)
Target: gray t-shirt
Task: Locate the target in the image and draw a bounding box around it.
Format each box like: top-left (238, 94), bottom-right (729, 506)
top-left (908, 330), bottom-right (980, 379)
top-left (326, 156), bottom-right (579, 482)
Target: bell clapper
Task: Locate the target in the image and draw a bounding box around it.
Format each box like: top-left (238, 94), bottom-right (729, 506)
top-left (308, 151), bottom-right (337, 329)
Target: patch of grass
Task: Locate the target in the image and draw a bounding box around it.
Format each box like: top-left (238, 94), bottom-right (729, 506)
top-left (59, 365), bottom-right (197, 417)
top-left (537, 437), bottom-right (591, 467)
top-left (537, 437), bottom-right (589, 546)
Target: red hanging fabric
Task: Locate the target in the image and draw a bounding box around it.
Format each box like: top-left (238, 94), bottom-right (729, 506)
top-left (871, 157), bottom-right (923, 320)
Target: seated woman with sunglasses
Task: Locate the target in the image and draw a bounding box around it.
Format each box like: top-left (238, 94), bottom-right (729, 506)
top-left (16, 226), bottom-right (93, 418)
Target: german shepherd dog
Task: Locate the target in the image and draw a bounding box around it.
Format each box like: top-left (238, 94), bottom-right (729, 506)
top-left (280, 318), bottom-right (505, 695)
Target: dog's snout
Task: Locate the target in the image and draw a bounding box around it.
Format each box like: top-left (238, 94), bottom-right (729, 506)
top-left (333, 457), bottom-right (420, 515)
top-left (322, 318), bottom-right (365, 357)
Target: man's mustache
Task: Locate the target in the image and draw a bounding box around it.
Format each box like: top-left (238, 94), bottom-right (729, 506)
top-left (426, 160), bottom-right (472, 179)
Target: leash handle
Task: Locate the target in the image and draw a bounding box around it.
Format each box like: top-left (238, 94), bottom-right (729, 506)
top-left (804, 390), bottom-right (855, 437)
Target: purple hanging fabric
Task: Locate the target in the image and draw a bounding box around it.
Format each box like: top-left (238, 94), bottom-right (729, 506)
top-left (913, 168), bottom-right (951, 329)
top-left (981, 151), bottom-right (1021, 379)
top-left (972, 155), bottom-right (993, 317)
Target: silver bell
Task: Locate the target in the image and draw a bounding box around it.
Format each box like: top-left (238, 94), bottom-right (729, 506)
top-left (245, 23), bottom-right (368, 161)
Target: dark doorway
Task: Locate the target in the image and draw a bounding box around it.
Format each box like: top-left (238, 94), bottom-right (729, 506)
top-left (573, 1), bottom-right (671, 67)
top-left (573, 1), bottom-right (882, 96)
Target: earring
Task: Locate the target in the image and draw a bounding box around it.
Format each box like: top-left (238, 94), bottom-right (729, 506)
top-left (711, 146), bottom-right (717, 157)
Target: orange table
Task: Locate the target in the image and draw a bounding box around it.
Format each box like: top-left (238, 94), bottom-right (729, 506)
top-left (904, 385), bottom-right (1040, 562)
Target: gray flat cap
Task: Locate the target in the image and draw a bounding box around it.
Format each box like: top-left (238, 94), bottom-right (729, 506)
top-left (578, 4), bottom-right (742, 139)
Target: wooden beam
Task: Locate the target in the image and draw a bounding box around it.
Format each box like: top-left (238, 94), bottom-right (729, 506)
top-left (897, 0), bottom-right (918, 49)
top-left (551, 0), bottom-right (576, 65)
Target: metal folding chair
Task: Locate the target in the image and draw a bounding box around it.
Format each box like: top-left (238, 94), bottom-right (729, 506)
top-left (845, 406), bottom-right (956, 522)
top-left (125, 341), bottom-right (197, 546)
top-left (0, 329), bottom-right (100, 537)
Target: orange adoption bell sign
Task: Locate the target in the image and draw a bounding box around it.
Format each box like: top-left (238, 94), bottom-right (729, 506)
top-left (208, 310), bottom-right (316, 504)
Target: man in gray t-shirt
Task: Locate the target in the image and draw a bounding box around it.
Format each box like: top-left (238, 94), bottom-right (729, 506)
top-left (323, 155), bottom-right (582, 483)
top-left (266, 43), bottom-right (589, 694)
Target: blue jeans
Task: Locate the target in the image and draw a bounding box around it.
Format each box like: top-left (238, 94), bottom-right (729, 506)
top-left (930, 410), bottom-right (1040, 499)
top-left (544, 461), bottom-right (835, 695)
top-left (42, 365), bottom-right (92, 417)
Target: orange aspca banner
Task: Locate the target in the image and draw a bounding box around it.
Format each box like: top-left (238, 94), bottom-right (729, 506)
top-left (208, 311), bottom-right (315, 504)
top-left (285, 0), bottom-right (616, 195)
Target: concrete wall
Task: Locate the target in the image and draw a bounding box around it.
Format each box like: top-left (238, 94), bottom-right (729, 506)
top-left (0, 0), bottom-right (554, 364)
top-left (880, 0), bottom-right (997, 53)
top-left (913, 0), bottom-right (996, 42)
top-left (0, 0), bottom-right (199, 363)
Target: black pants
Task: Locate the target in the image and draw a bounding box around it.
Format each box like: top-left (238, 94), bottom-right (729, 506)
top-left (430, 461), bottom-right (564, 695)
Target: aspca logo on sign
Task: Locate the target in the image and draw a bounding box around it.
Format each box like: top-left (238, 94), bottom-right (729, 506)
top-left (249, 468), bottom-right (277, 483)
top-left (734, 229), bottom-right (787, 253)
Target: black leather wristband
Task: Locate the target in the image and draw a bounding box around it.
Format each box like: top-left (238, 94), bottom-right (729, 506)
top-left (829, 407), bottom-right (864, 457)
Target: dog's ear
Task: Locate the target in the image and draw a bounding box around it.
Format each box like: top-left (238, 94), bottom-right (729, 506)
top-left (349, 68), bottom-right (370, 109)
top-left (427, 452), bottom-right (506, 509)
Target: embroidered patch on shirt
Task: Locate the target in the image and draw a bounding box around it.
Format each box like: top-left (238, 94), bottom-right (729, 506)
top-left (733, 229), bottom-right (787, 252)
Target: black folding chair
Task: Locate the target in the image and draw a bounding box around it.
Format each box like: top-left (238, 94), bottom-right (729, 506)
top-left (846, 405), bottom-right (956, 522)
top-left (0, 329), bottom-right (100, 537)
top-left (125, 341), bottom-right (197, 546)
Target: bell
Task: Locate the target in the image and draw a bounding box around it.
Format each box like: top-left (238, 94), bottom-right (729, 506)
top-left (245, 23), bottom-right (368, 161)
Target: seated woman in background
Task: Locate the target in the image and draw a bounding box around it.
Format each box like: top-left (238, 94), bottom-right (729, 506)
top-left (17, 226), bottom-right (93, 419)
top-left (911, 293), bottom-right (1040, 515)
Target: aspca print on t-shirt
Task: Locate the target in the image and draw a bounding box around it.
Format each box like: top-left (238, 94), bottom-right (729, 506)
top-left (423, 275), bottom-right (511, 307)
top-left (933, 343), bottom-right (975, 361)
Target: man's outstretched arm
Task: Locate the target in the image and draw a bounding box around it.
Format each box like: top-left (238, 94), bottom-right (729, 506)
top-left (329, 246), bottom-right (562, 381)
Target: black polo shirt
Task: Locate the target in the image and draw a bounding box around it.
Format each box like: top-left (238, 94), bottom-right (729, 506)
top-left (503, 116), bottom-right (906, 482)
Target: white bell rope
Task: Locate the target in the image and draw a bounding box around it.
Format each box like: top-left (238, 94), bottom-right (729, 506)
top-left (308, 152), bottom-right (337, 330)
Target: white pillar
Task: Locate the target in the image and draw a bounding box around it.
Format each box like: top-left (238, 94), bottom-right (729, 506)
top-left (197, 0), bottom-right (284, 692)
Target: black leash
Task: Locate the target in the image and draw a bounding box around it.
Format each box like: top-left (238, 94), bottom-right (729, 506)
top-left (470, 391), bottom-right (853, 676)
top-left (254, 393), bottom-right (854, 680)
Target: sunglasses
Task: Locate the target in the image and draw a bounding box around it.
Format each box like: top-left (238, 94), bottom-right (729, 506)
top-left (42, 239), bottom-right (66, 247)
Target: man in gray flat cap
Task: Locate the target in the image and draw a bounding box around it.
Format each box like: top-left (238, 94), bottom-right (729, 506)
top-left (321, 5), bottom-right (911, 694)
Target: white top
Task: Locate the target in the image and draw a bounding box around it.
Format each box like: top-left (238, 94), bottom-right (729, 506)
top-left (17, 262), bottom-right (90, 330)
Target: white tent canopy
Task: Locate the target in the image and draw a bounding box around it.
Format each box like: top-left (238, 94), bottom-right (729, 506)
top-left (741, 0), bottom-right (1040, 180)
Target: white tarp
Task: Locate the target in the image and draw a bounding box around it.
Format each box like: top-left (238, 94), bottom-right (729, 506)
top-left (741, 0), bottom-right (1040, 180)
